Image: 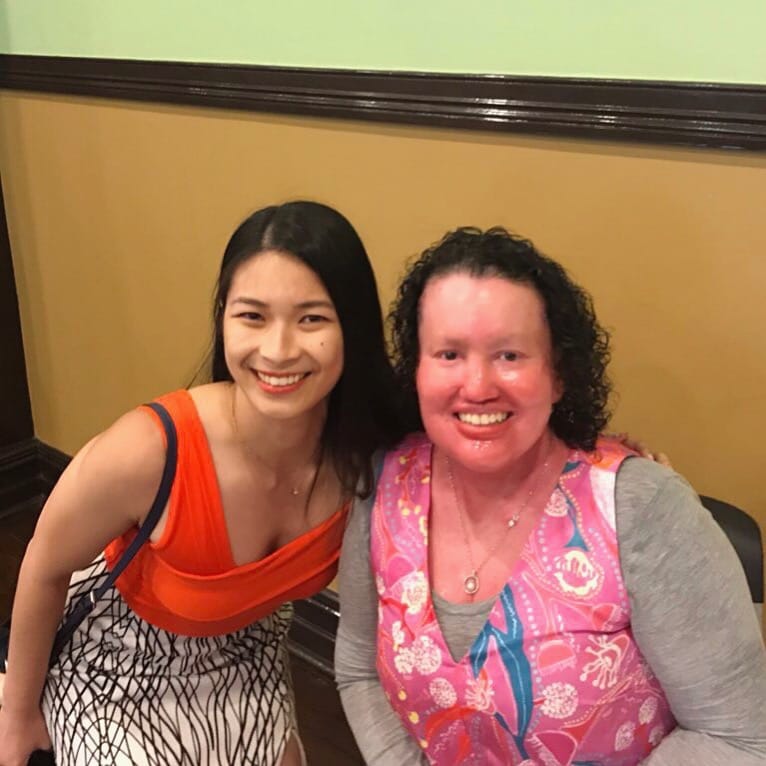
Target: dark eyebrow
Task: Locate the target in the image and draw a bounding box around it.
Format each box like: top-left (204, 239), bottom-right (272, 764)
top-left (295, 300), bottom-right (335, 310)
top-left (436, 333), bottom-right (526, 346)
top-left (230, 297), bottom-right (335, 311)
top-left (231, 297), bottom-right (267, 308)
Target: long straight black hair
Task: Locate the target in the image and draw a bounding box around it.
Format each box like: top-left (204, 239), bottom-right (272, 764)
top-left (211, 201), bottom-right (410, 496)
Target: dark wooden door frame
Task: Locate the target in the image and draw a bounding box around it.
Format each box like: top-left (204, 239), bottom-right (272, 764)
top-left (0, 175), bottom-right (40, 516)
top-left (0, 177), bottom-right (32, 447)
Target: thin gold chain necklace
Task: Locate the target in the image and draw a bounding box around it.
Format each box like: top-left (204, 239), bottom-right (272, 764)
top-left (229, 384), bottom-right (321, 497)
top-left (446, 453), bottom-right (551, 597)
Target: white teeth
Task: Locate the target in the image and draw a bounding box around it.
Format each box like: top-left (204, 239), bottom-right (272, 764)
top-left (257, 372), bottom-right (305, 387)
top-left (457, 412), bottom-right (510, 426)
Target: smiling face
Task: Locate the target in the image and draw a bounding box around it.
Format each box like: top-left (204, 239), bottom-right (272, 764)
top-left (223, 250), bottom-right (344, 423)
top-left (416, 272), bottom-right (562, 475)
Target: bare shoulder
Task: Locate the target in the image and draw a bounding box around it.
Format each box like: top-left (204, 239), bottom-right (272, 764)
top-left (72, 406), bottom-right (166, 487)
top-left (43, 405), bottom-right (167, 530)
top-left (31, 404), bottom-right (170, 575)
top-left (187, 382), bottom-right (234, 442)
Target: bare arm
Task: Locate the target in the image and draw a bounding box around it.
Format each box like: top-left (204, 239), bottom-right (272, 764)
top-left (0, 408), bottom-right (166, 764)
top-left (615, 459), bottom-right (766, 765)
top-left (335, 492), bottom-right (427, 765)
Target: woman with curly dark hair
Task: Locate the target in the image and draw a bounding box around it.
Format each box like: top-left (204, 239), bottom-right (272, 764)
top-left (336, 227), bottom-right (766, 765)
top-left (389, 226), bottom-right (612, 450)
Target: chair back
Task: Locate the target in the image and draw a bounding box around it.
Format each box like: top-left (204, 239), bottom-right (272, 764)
top-left (701, 495), bottom-right (763, 624)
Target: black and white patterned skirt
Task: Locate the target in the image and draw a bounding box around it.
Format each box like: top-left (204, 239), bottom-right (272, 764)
top-left (42, 557), bottom-right (297, 765)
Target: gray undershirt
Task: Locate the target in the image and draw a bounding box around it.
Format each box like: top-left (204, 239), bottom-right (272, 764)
top-left (335, 457), bottom-right (766, 765)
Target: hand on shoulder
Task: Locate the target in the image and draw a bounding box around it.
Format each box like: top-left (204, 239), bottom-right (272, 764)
top-left (605, 432), bottom-right (672, 468)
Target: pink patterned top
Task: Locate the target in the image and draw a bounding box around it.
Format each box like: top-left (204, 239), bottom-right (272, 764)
top-left (370, 433), bottom-right (675, 765)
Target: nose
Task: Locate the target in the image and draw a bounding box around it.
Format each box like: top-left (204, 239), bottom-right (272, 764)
top-left (260, 322), bottom-right (299, 365)
top-left (460, 357), bottom-right (498, 402)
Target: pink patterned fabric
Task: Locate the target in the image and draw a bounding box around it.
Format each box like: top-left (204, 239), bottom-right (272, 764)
top-left (371, 434), bottom-right (675, 765)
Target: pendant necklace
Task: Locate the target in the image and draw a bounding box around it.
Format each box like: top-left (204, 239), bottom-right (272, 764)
top-left (446, 452), bottom-right (551, 597)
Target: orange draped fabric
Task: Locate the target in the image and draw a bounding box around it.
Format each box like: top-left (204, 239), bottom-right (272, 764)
top-left (104, 390), bottom-right (347, 637)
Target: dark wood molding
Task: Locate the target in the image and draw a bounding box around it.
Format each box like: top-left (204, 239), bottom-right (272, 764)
top-left (0, 438), bottom-right (43, 518)
top-left (0, 177), bottom-right (34, 448)
top-left (0, 439), bottom-right (71, 519)
top-left (1, 54), bottom-right (764, 150)
top-left (288, 589), bottom-right (340, 675)
top-left (36, 441), bottom-right (70, 490)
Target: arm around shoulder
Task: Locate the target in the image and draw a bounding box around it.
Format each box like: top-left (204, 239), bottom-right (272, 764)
top-left (615, 458), bottom-right (766, 765)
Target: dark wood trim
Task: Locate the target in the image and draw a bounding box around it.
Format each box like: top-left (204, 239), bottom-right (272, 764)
top-left (1, 54), bottom-right (764, 150)
top-left (0, 177), bottom-right (34, 448)
top-left (0, 439), bottom-right (70, 520)
top-left (288, 590), bottom-right (340, 675)
top-left (36, 441), bottom-right (70, 490)
top-left (0, 438), bottom-right (43, 519)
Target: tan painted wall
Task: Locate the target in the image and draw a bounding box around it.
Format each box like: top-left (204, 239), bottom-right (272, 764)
top-left (1, 92), bottom-right (765, 544)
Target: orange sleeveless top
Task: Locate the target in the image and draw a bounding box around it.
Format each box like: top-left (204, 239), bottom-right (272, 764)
top-left (104, 389), bottom-right (348, 637)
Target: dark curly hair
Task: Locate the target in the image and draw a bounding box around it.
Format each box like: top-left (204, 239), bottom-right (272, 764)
top-left (389, 226), bottom-right (611, 451)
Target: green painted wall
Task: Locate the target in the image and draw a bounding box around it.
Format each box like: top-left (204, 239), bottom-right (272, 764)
top-left (0, 1), bottom-right (764, 84)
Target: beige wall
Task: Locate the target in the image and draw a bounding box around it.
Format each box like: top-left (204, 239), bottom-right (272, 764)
top-left (1, 91), bottom-right (765, 544)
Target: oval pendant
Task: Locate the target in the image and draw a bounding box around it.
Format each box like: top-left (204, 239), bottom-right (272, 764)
top-left (464, 573), bottom-right (480, 595)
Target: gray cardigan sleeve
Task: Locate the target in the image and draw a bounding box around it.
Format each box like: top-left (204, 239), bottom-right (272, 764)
top-left (615, 458), bottom-right (766, 764)
top-left (335, 490), bottom-right (427, 765)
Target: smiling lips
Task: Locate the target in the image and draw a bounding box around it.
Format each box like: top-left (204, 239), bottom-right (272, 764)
top-left (254, 370), bottom-right (310, 393)
top-left (456, 412), bottom-right (511, 426)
